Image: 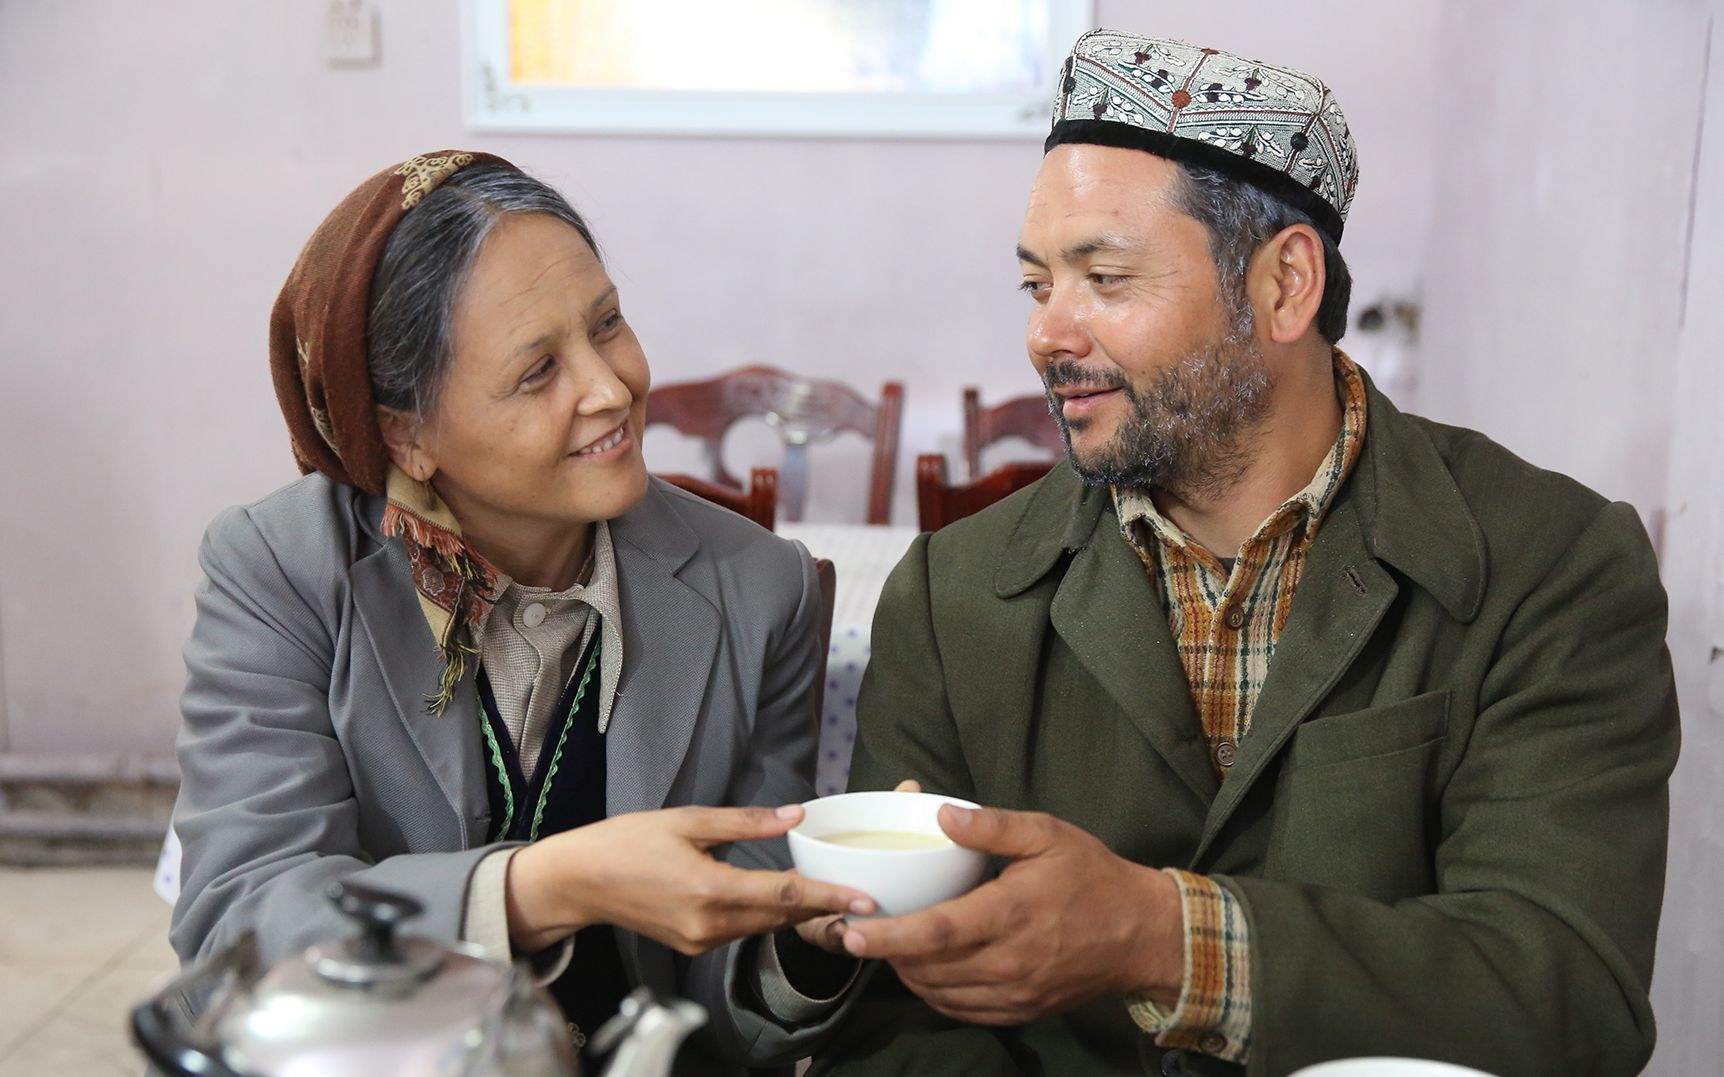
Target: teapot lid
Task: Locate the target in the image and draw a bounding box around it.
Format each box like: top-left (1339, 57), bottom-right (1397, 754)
top-left (306, 884), bottom-right (445, 987)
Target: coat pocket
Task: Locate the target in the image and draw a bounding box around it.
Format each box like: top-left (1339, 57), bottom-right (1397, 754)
top-left (1263, 691), bottom-right (1450, 902)
top-left (1282, 689), bottom-right (1450, 771)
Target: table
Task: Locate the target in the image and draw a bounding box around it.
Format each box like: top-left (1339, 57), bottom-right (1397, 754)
top-left (778, 524), bottom-right (921, 795)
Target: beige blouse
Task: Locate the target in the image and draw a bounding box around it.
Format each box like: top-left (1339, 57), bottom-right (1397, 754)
top-left (470, 521), bottom-right (624, 779)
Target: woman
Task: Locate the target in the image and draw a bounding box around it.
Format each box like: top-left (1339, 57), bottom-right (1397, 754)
top-left (170, 151), bottom-right (866, 1069)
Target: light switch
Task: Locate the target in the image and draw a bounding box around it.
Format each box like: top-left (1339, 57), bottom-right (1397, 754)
top-left (324, 0), bottom-right (380, 68)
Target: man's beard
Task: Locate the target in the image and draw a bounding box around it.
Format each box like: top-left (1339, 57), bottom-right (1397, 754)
top-left (1045, 327), bottom-right (1274, 500)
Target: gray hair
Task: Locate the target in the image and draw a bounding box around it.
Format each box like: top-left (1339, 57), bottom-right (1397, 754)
top-left (1169, 163), bottom-right (1352, 344)
top-left (366, 165), bottom-right (599, 418)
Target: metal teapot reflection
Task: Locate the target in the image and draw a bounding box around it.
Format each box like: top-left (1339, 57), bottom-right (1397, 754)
top-left (131, 882), bottom-right (705, 1077)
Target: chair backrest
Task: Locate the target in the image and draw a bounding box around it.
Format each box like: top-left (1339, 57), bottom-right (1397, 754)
top-left (962, 387), bottom-right (1065, 480)
top-left (657, 468), bottom-right (779, 531)
top-left (916, 453), bottom-right (1054, 532)
top-left (813, 557), bottom-right (836, 727)
top-left (647, 365), bottom-right (904, 524)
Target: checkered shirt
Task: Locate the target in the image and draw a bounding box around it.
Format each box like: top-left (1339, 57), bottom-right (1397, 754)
top-left (1115, 350), bottom-right (1368, 1063)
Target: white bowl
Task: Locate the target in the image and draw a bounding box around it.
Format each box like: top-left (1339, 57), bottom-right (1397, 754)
top-left (788, 791), bottom-right (988, 916)
top-left (1288, 1060), bottom-right (1497, 1077)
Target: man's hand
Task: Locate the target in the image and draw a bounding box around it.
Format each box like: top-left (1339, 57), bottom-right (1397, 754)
top-left (837, 804), bottom-right (1186, 1025)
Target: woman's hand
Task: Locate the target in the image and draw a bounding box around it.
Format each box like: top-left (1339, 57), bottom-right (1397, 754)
top-left (793, 779), bottom-right (923, 954)
top-left (505, 804), bottom-right (876, 956)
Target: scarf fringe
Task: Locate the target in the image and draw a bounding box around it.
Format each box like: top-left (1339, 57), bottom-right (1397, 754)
top-left (382, 501), bottom-right (468, 559)
top-left (382, 496), bottom-right (496, 716)
top-left (427, 634), bottom-right (479, 715)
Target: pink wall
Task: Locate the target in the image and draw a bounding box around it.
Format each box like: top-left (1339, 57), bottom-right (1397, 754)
top-left (1412, 4), bottom-right (1723, 1073)
top-left (0, 0), bottom-right (1442, 756)
top-left (1417, 1), bottom-right (1707, 521)
top-left (1655, 6), bottom-right (1724, 1056)
top-left (5, 1), bottom-right (1718, 1065)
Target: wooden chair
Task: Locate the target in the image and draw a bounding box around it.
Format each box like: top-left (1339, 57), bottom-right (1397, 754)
top-left (647, 366), bottom-right (904, 524)
top-left (962, 387), bottom-right (1065, 480)
top-left (916, 453), bottom-right (1055, 532)
top-left (657, 468), bottom-right (779, 531)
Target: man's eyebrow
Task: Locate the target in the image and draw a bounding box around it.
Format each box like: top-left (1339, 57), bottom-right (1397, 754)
top-left (587, 285), bottom-right (618, 315)
top-left (1064, 234), bottom-right (1138, 260)
top-left (1017, 235), bottom-right (1141, 268)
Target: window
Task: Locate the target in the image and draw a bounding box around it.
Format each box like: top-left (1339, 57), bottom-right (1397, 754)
top-left (463, 0), bottom-right (1094, 138)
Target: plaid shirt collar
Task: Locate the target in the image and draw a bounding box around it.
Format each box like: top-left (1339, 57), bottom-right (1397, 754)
top-left (1113, 350), bottom-right (1369, 564)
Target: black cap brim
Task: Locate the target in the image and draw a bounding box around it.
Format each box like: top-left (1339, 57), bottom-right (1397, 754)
top-left (1046, 119), bottom-right (1346, 243)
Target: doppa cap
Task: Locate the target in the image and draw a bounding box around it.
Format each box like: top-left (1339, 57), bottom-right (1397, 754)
top-left (1048, 29), bottom-right (1359, 241)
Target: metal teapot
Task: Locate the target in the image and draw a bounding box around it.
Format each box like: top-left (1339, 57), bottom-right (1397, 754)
top-left (131, 882), bottom-right (705, 1077)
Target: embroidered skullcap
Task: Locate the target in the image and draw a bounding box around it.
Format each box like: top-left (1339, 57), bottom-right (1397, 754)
top-left (268, 150), bottom-right (516, 495)
top-left (1047, 29), bottom-right (1359, 242)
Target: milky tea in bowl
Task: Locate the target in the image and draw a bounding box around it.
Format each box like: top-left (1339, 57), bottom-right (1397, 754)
top-left (788, 791), bottom-right (988, 916)
top-left (818, 830), bottom-right (953, 850)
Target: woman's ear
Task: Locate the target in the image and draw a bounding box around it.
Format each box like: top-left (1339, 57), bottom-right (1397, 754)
top-left (376, 406), bottom-right (436, 481)
top-left (1247, 223), bottom-right (1327, 345)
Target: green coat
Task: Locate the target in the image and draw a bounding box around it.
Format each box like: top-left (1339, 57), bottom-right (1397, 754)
top-left (815, 381), bottom-right (1678, 1077)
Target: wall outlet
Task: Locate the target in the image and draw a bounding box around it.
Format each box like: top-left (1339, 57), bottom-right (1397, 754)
top-left (324, 0), bottom-right (380, 67)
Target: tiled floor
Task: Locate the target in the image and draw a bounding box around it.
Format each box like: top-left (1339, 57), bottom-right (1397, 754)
top-left (0, 867), bottom-right (176, 1076)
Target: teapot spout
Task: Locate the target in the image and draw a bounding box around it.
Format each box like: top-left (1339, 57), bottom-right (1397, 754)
top-left (592, 989), bottom-right (707, 1077)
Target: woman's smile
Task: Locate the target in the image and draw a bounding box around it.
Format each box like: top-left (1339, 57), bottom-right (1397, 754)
top-left (570, 421), bottom-right (633, 461)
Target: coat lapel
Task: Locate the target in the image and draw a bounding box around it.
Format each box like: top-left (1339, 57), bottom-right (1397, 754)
top-left (1050, 533), bottom-right (1221, 805)
top-left (1190, 376), bottom-right (1487, 860)
top-left (1190, 495), bottom-right (1397, 862)
top-left (1000, 378), bottom-right (1489, 864)
top-left (1002, 466), bottom-right (1219, 806)
top-left (350, 531), bottom-right (488, 848)
top-left (603, 481), bottom-right (721, 818)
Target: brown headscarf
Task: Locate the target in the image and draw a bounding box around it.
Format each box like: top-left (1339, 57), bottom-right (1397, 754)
top-left (268, 150), bottom-right (516, 712)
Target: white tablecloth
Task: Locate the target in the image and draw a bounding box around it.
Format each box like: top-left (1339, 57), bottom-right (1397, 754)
top-left (779, 524), bottom-right (921, 795)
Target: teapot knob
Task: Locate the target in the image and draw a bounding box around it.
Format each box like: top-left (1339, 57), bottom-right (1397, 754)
top-left (313, 882), bottom-right (442, 986)
top-left (330, 882), bottom-right (423, 961)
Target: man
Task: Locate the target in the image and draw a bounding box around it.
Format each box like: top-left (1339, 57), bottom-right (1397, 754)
top-left (813, 29), bottom-right (1678, 1077)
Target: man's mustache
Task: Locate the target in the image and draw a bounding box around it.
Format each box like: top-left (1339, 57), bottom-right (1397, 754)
top-left (1042, 359), bottom-right (1130, 395)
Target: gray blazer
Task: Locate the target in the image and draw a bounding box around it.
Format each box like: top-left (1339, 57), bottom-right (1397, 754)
top-left (171, 474), bottom-right (842, 1070)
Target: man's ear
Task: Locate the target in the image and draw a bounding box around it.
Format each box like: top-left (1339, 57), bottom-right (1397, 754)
top-left (376, 406), bottom-right (436, 481)
top-left (1247, 223), bottom-right (1327, 345)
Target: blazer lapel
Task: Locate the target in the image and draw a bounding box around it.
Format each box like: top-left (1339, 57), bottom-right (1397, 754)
top-left (350, 537), bottom-right (488, 848)
top-left (604, 482), bottom-right (721, 818)
top-left (1048, 513), bottom-right (1221, 807)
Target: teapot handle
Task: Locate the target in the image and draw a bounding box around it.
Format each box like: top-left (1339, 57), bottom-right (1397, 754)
top-left (130, 933), bottom-right (259, 1077)
top-left (589, 988), bottom-right (707, 1077)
